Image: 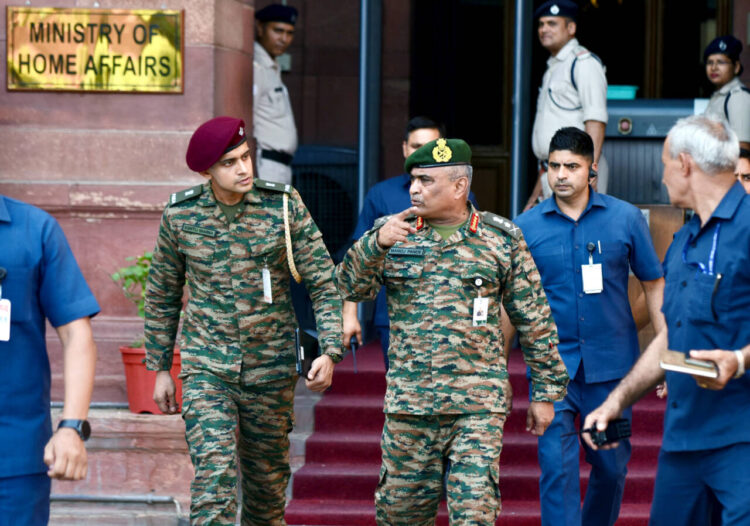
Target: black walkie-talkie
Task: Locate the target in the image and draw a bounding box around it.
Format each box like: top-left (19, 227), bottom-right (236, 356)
top-left (563, 418), bottom-right (632, 446)
top-left (583, 418), bottom-right (632, 446)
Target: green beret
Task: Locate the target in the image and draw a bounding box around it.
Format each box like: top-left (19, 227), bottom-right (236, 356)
top-left (404, 138), bottom-right (472, 173)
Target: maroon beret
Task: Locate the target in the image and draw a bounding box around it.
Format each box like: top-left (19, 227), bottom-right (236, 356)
top-left (186, 117), bottom-right (246, 172)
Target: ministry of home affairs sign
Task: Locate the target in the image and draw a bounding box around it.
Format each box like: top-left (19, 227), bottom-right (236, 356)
top-left (6, 7), bottom-right (183, 92)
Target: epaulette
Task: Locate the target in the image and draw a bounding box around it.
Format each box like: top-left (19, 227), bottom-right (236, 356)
top-left (254, 179), bottom-right (291, 194)
top-left (570, 46), bottom-right (603, 91)
top-left (169, 184), bottom-right (203, 206)
top-left (480, 211), bottom-right (521, 240)
top-left (574, 45), bottom-right (593, 59)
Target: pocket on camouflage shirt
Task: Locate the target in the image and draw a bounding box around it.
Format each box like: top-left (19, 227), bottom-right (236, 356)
top-left (384, 259), bottom-right (423, 280)
top-left (179, 234), bottom-right (217, 278)
top-left (459, 262), bottom-right (500, 306)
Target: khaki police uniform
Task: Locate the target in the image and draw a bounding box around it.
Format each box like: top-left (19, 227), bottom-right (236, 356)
top-left (532, 38), bottom-right (609, 197)
top-left (704, 76), bottom-right (750, 145)
top-left (253, 41), bottom-right (298, 185)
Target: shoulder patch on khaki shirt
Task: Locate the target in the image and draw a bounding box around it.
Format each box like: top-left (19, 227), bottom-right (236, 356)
top-left (254, 179), bottom-right (291, 194)
top-left (169, 185), bottom-right (203, 206)
top-left (481, 212), bottom-right (521, 240)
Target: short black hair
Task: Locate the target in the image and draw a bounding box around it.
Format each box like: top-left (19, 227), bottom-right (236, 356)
top-left (549, 127), bottom-right (594, 161)
top-left (740, 148), bottom-right (750, 161)
top-left (404, 116), bottom-right (445, 141)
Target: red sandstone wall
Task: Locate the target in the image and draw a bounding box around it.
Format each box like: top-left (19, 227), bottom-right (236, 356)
top-left (0, 0), bottom-right (256, 402)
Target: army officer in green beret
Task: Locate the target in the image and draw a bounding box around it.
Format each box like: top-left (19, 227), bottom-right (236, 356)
top-left (336, 138), bottom-right (569, 525)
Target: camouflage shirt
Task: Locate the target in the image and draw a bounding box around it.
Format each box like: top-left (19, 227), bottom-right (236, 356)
top-left (145, 181), bottom-right (343, 385)
top-left (336, 205), bottom-right (568, 415)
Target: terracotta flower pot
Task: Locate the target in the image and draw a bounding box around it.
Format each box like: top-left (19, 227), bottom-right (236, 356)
top-left (120, 346), bottom-right (183, 414)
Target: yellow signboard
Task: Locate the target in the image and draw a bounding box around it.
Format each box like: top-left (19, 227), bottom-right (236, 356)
top-left (6, 7), bottom-right (183, 92)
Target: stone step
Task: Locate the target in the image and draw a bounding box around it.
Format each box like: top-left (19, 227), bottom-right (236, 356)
top-left (50, 376), bottom-right (322, 522)
top-left (50, 407), bottom-right (193, 516)
top-left (50, 499), bottom-right (188, 526)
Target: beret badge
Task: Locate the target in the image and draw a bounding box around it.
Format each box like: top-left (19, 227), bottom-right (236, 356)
top-left (432, 138), bottom-right (453, 163)
top-left (550, 4), bottom-right (560, 15)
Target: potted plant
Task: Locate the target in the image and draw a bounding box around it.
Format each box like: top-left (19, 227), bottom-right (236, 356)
top-left (111, 251), bottom-right (182, 414)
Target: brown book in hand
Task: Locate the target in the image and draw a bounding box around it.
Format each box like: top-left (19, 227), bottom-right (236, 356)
top-left (659, 349), bottom-right (719, 379)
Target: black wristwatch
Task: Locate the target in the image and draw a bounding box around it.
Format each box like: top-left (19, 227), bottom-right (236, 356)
top-left (57, 419), bottom-right (91, 441)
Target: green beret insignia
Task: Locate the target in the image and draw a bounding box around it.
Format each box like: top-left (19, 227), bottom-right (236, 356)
top-left (405, 138), bottom-right (472, 173)
top-left (432, 139), bottom-right (453, 163)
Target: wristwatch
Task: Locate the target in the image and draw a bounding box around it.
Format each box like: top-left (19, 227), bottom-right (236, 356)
top-left (57, 419), bottom-right (91, 441)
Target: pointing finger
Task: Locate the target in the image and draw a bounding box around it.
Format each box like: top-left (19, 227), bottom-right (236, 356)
top-left (394, 206), bottom-right (418, 220)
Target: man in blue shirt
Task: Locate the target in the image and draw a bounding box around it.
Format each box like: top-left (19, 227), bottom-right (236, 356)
top-left (343, 117), bottom-right (457, 367)
top-left (0, 195), bottom-right (100, 524)
top-left (513, 127), bottom-right (665, 526)
top-left (584, 115), bottom-right (750, 525)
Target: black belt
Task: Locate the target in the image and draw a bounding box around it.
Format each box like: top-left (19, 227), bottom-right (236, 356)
top-left (261, 149), bottom-right (294, 166)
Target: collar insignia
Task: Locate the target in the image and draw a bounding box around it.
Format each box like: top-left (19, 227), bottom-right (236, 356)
top-left (416, 216), bottom-right (425, 230)
top-left (469, 212), bottom-right (479, 233)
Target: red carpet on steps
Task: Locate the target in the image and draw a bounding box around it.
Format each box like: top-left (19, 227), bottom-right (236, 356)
top-left (286, 341), bottom-right (664, 525)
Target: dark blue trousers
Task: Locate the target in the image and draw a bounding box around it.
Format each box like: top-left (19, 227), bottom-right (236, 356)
top-left (536, 368), bottom-right (632, 526)
top-left (0, 472), bottom-right (50, 526)
top-left (649, 442), bottom-right (750, 526)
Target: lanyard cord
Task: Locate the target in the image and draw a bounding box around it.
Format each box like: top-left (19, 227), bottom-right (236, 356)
top-left (682, 223), bottom-right (721, 275)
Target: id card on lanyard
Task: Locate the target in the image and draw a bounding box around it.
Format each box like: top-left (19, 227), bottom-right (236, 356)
top-left (582, 241), bottom-right (603, 294)
top-left (0, 269), bottom-right (9, 341)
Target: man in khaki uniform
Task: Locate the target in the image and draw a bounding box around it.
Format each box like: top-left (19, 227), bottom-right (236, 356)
top-left (525, 0), bottom-right (609, 209)
top-left (253, 4), bottom-right (298, 184)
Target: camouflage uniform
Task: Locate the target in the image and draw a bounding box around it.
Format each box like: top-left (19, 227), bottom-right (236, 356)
top-left (336, 204), bottom-right (568, 525)
top-left (145, 180), bottom-right (343, 525)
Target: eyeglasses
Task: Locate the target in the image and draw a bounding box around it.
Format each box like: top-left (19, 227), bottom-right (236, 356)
top-left (706, 60), bottom-right (733, 67)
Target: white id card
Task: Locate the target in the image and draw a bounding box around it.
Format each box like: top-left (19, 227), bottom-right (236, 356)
top-left (0, 299), bottom-right (10, 341)
top-left (473, 297), bottom-right (489, 326)
top-left (262, 267), bottom-right (273, 304)
top-left (582, 264), bottom-right (603, 294)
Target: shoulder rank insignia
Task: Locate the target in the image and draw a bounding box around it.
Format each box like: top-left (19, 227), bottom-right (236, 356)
top-left (254, 179), bottom-right (291, 194)
top-left (169, 184), bottom-right (203, 206)
top-left (481, 211), bottom-right (521, 240)
top-left (432, 138), bottom-right (452, 163)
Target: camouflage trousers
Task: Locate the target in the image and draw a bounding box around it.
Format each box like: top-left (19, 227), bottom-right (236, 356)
top-left (375, 412), bottom-right (506, 526)
top-left (182, 373), bottom-right (296, 526)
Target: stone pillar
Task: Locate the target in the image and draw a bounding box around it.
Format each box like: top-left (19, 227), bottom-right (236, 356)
top-left (0, 0), bottom-right (256, 402)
